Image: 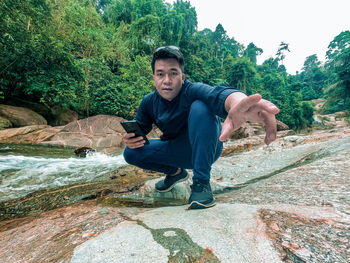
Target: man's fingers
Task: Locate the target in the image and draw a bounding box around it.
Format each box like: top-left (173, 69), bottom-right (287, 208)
top-left (219, 119), bottom-right (234, 142)
top-left (128, 140), bottom-right (145, 149)
top-left (259, 110), bottom-right (278, 145)
top-left (236, 94), bottom-right (262, 113)
top-left (123, 132), bottom-right (135, 139)
top-left (259, 99), bottom-right (280, 114)
top-left (126, 136), bottom-right (144, 144)
top-left (126, 136), bottom-right (146, 149)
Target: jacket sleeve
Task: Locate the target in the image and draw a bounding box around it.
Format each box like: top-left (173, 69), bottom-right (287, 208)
top-left (185, 82), bottom-right (240, 118)
top-left (134, 94), bottom-right (154, 135)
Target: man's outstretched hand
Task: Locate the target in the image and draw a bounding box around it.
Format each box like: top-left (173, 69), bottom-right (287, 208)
top-left (219, 93), bottom-right (280, 145)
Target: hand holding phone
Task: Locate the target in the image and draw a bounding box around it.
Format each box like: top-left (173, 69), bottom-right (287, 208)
top-left (120, 120), bottom-right (150, 145)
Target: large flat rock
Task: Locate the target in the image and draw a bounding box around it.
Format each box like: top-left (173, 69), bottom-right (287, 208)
top-left (0, 127), bottom-right (349, 262)
top-left (70, 204), bottom-right (282, 263)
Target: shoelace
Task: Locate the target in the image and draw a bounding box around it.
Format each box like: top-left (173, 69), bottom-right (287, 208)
top-left (191, 181), bottom-right (208, 192)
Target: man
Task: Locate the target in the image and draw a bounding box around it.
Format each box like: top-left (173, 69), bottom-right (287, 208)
top-left (123, 46), bottom-right (279, 209)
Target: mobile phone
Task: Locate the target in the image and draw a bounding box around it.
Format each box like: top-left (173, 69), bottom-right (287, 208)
top-left (120, 120), bottom-right (150, 145)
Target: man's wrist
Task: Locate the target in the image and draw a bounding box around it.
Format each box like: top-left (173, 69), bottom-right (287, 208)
top-left (224, 92), bottom-right (247, 112)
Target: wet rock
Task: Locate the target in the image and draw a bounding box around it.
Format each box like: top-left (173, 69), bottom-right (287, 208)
top-left (0, 202), bottom-right (140, 263)
top-left (74, 146), bottom-right (96, 157)
top-left (104, 177), bottom-right (192, 208)
top-left (0, 104), bottom-right (47, 127)
top-left (0, 167), bottom-right (157, 221)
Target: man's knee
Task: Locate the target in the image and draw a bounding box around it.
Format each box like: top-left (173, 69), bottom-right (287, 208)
top-left (123, 147), bottom-right (140, 165)
top-left (189, 100), bottom-right (217, 125)
top-left (190, 100), bottom-right (211, 116)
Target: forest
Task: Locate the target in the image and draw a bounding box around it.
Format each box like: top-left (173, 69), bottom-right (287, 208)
top-left (1, 0), bottom-right (349, 129)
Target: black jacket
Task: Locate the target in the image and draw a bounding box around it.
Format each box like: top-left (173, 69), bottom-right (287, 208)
top-left (135, 79), bottom-right (239, 140)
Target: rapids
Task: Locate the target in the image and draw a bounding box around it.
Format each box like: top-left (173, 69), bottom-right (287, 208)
top-left (0, 144), bottom-right (126, 202)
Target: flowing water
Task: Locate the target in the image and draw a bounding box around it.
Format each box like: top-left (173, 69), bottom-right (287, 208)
top-left (1, 131), bottom-right (350, 206)
top-left (0, 144), bottom-right (127, 202)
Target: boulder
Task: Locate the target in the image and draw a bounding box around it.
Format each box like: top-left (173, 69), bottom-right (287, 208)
top-left (228, 120), bottom-right (289, 140)
top-left (0, 104), bottom-right (47, 127)
top-left (4, 97), bottom-right (50, 117)
top-left (0, 116), bottom-right (12, 130)
top-left (0, 114), bottom-right (160, 153)
top-left (48, 106), bottom-right (79, 126)
top-left (0, 125), bottom-right (58, 144)
top-left (43, 115), bottom-right (126, 153)
top-left (74, 146), bottom-right (96, 157)
top-left (277, 120), bottom-right (289, 131)
top-left (229, 123), bottom-right (265, 140)
top-left (229, 127), bottom-right (249, 139)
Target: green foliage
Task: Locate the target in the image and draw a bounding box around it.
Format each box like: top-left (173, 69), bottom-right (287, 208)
top-left (294, 54), bottom-right (328, 100)
top-left (225, 57), bottom-right (260, 94)
top-left (301, 101), bottom-right (315, 127)
top-left (117, 55), bottom-right (154, 117)
top-left (323, 31), bottom-right (350, 114)
top-left (4, 0), bottom-right (339, 130)
top-left (326, 31), bottom-right (350, 65)
top-left (244, 43), bottom-right (263, 64)
top-left (105, 0), bottom-right (133, 26)
top-left (276, 42), bottom-right (290, 65)
top-left (0, 0), bottom-right (53, 99)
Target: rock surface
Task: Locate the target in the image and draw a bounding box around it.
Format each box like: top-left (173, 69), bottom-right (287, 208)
top-left (0, 114), bottom-right (160, 154)
top-left (49, 106), bottom-right (79, 126)
top-left (0, 116), bottom-right (12, 130)
top-left (0, 104), bottom-right (47, 127)
top-left (0, 111), bottom-right (349, 263)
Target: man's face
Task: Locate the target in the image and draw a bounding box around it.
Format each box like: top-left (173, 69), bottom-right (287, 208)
top-left (153, 58), bottom-right (185, 101)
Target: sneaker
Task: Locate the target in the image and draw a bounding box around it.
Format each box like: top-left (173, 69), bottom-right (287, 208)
top-left (187, 178), bottom-right (216, 209)
top-left (155, 169), bottom-right (189, 192)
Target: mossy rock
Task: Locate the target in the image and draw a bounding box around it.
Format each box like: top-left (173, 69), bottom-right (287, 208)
top-left (0, 116), bottom-right (12, 130)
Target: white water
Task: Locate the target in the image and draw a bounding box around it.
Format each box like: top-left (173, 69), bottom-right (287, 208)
top-left (0, 152), bottom-right (127, 202)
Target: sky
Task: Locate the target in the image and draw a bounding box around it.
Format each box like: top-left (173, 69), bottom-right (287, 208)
top-left (164, 0), bottom-right (350, 74)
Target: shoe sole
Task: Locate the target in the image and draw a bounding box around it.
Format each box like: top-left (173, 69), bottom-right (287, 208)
top-left (187, 200), bottom-right (216, 210)
top-left (155, 173), bottom-right (189, 193)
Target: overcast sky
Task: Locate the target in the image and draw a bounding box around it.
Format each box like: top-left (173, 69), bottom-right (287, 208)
top-left (165, 0), bottom-right (350, 74)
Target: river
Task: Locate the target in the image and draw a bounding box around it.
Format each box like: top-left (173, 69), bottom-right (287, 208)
top-left (0, 144), bottom-right (127, 202)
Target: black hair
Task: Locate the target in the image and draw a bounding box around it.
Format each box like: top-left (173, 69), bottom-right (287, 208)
top-left (151, 46), bottom-right (184, 73)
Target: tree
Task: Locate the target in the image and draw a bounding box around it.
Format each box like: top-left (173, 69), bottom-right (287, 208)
top-left (0, 0), bottom-right (84, 108)
top-left (276, 42), bottom-right (290, 65)
top-left (104, 0), bottom-right (133, 27)
top-left (322, 31), bottom-right (350, 113)
top-left (0, 0), bottom-right (316, 129)
top-left (225, 57), bottom-right (260, 94)
top-left (303, 54), bottom-right (321, 72)
top-left (244, 42), bottom-right (263, 64)
top-left (297, 54), bottom-right (327, 100)
top-left (323, 47), bottom-right (350, 113)
top-left (172, 0), bottom-right (197, 49)
top-left (326, 30), bottom-right (350, 66)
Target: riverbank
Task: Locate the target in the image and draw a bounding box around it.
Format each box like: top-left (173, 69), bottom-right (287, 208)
top-left (0, 121), bottom-right (349, 262)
